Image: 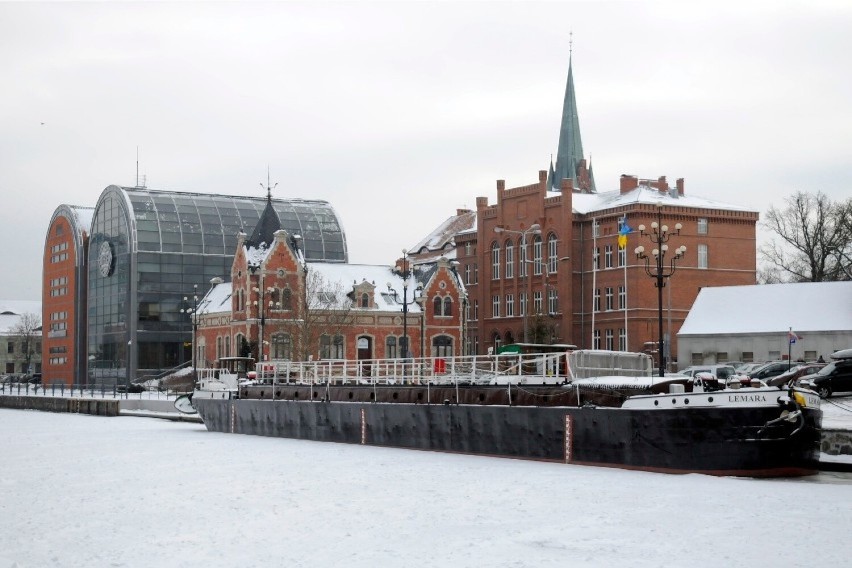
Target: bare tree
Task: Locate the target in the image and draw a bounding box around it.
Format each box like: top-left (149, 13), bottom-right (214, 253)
top-left (760, 191), bottom-right (852, 282)
top-left (274, 268), bottom-right (355, 361)
top-left (11, 312), bottom-right (41, 375)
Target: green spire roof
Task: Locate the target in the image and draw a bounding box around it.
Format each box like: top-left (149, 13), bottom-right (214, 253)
top-left (548, 54), bottom-right (593, 192)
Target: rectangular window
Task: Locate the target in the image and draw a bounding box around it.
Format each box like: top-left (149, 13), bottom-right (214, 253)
top-left (473, 300), bottom-right (479, 321)
top-left (698, 244), bottom-right (708, 269)
top-left (533, 291), bottom-right (543, 314)
top-left (592, 222), bottom-right (600, 238)
top-left (593, 247), bottom-right (600, 270)
top-left (698, 218), bottom-right (708, 235)
top-left (548, 237), bottom-right (557, 274)
top-left (691, 353), bottom-right (703, 365)
top-left (5, 363), bottom-right (13, 373)
top-left (547, 288), bottom-right (558, 314)
top-left (768, 350), bottom-right (781, 360)
top-left (742, 351), bottom-right (754, 363)
top-left (533, 238), bottom-right (543, 275)
top-left (465, 242), bottom-right (473, 256)
top-left (605, 287), bottom-right (614, 311)
top-left (474, 264), bottom-right (478, 284)
top-left (605, 245), bottom-right (613, 269)
top-left (804, 350), bottom-right (817, 361)
top-left (519, 293), bottom-right (527, 316)
top-left (716, 352), bottom-right (728, 363)
top-left (492, 295), bottom-right (500, 318)
top-left (618, 246), bottom-right (626, 267)
top-left (465, 265), bottom-right (471, 285)
top-left (593, 329), bottom-right (601, 350)
top-left (593, 288), bottom-right (601, 312)
top-left (506, 294), bottom-right (514, 317)
top-left (618, 286), bottom-right (626, 310)
top-left (519, 242), bottom-right (528, 277)
top-left (505, 243), bottom-right (514, 278)
top-left (619, 328), bottom-right (627, 351)
top-left (491, 244), bottom-right (500, 280)
top-left (7, 342), bottom-right (14, 354)
top-left (605, 329), bottom-right (614, 351)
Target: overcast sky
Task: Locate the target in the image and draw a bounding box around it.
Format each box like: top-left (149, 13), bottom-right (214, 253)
top-left (2, 1), bottom-right (851, 302)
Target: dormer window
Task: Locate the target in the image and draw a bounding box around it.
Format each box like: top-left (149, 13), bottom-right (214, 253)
top-left (360, 293), bottom-right (370, 308)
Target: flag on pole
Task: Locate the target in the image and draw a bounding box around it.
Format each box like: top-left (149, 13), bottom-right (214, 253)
top-left (617, 216), bottom-right (632, 249)
top-left (788, 330), bottom-right (802, 344)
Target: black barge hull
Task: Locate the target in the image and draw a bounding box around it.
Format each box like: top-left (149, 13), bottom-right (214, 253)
top-left (193, 393), bottom-right (821, 477)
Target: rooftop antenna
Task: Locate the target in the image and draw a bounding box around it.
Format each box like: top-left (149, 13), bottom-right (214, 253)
top-left (135, 146), bottom-right (146, 188)
top-left (259, 165), bottom-right (278, 203)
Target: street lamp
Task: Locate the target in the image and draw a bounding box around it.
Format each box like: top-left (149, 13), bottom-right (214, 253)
top-left (634, 203), bottom-right (686, 377)
top-left (180, 284), bottom-right (199, 383)
top-left (494, 223), bottom-right (541, 342)
top-left (252, 285), bottom-right (277, 363)
top-left (391, 249), bottom-right (423, 359)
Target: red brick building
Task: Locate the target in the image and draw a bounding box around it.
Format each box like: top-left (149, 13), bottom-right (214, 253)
top-left (41, 205), bottom-right (94, 386)
top-left (412, 56), bottom-right (758, 370)
top-left (195, 198), bottom-right (465, 367)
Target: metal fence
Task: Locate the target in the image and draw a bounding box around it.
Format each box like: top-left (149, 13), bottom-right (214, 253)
top-left (0, 382), bottom-right (180, 400)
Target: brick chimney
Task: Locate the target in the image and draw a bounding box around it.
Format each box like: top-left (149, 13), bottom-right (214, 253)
top-left (657, 176), bottom-right (668, 193)
top-left (476, 196), bottom-right (488, 210)
top-left (456, 208), bottom-right (472, 216)
top-left (620, 175), bottom-right (639, 193)
top-left (676, 178), bottom-right (684, 196)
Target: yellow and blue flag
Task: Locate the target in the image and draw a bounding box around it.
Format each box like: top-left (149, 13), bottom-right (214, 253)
top-left (617, 216), bottom-right (632, 249)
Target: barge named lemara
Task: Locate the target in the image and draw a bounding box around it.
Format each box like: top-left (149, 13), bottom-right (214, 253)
top-left (188, 347), bottom-right (822, 477)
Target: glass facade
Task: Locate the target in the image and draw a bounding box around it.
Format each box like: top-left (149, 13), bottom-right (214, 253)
top-left (87, 186), bottom-right (347, 384)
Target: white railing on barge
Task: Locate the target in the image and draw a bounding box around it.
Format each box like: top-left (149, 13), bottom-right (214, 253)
top-left (252, 351), bottom-right (572, 386)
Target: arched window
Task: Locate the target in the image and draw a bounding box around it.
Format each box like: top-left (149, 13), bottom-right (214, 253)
top-left (386, 336), bottom-right (398, 358)
top-left (443, 297), bottom-right (452, 317)
top-left (491, 241), bottom-right (500, 280)
top-left (505, 330), bottom-right (515, 345)
top-left (271, 333), bottom-right (292, 360)
top-left (433, 296), bottom-right (442, 316)
top-left (216, 336), bottom-right (222, 360)
top-left (547, 233), bottom-right (558, 274)
top-left (235, 334), bottom-right (247, 358)
top-left (433, 335), bottom-right (453, 358)
top-left (269, 288), bottom-right (280, 309)
top-left (225, 336), bottom-right (231, 358)
top-left (505, 239), bottom-right (514, 278)
top-left (361, 293), bottom-right (370, 308)
top-left (533, 235), bottom-right (543, 275)
top-left (492, 331), bottom-right (502, 352)
top-left (281, 288), bottom-right (292, 310)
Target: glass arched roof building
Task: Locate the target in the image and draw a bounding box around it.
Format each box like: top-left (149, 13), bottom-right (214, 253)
top-left (87, 185), bottom-right (347, 383)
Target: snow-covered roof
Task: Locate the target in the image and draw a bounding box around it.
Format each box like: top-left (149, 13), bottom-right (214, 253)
top-left (71, 206), bottom-right (95, 233)
top-left (198, 283), bottom-right (232, 315)
top-left (566, 185), bottom-right (756, 215)
top-left (309, 262), bottom-right (426, 312)
top-left (0, 301), bottom-right (42, 334)
top-left (409, 210), bottom-right (476, 254)
top-left (679, 281), bottom-right (852, 336)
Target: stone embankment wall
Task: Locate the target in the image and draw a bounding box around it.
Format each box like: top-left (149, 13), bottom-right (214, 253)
top-left (0, 396), bottom-right (119, 416)
top-left (821, 429), bottom-right (852, 456)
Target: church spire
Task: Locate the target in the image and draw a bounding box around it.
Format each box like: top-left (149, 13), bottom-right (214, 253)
top-left (548, 36), bottom-right (593, 193)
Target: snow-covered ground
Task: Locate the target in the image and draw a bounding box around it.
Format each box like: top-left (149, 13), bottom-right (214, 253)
top-left (1, 409), bottom-right (851, 568)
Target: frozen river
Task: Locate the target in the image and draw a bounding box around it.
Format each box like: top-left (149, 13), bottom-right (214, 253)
top-left (2, 409), bottom-right (851, 567)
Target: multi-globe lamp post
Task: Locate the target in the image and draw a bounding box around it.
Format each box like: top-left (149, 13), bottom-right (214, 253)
top-left (180, 284), bottom-right (199, 384)
top-left (634, 203), bottom-right (686, 378)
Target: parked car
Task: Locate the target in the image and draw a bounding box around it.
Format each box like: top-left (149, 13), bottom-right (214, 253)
top-left (680, 365), bottom-right (742, 384)
top-left (766, 363), bottom-right (825, 387)
top-left (748, 361), bottom-right (795, 382)
top-left (737, 363), bottom-right (765, 375)
top-left (799, 349), bottom-right (852, 398)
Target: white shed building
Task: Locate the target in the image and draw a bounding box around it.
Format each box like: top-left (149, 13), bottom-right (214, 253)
top-left (677, 281), bottom-right (852, 368)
